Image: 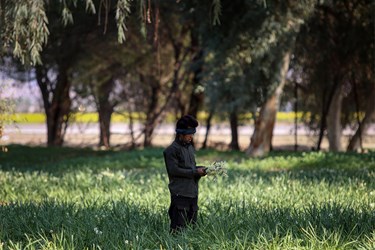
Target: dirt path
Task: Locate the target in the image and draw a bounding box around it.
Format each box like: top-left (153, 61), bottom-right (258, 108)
top-left (2, 123), bottom-right (375, 151)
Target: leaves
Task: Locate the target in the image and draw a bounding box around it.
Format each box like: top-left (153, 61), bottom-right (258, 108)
top-left (1, 0), bottom-right (131, 64)
top-left (4, 0), bottom-right (49, 65)
top-left (116, 0), bottom-right (132, 43)
top-left (85, 0), bottom-right (96, 14)
top-left (211, 0), bottom-right (222, 25)
top-left (62, 7), bottom-right (74, 26)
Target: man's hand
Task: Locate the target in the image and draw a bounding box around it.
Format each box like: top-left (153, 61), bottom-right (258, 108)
top-left (196, 166), bottom-right (207, 176)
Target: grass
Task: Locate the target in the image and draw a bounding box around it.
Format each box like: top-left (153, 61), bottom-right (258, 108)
top-left (0, 145), bottom-right (374, 249)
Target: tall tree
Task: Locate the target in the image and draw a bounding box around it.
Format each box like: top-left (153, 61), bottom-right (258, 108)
top-left (34, 2), bottom-right (106, 146)
top-left (202, 0), bottom-right (315, 156)
top-left (72, 38), bottom-right (132, 149)
top-left (246, 1), bottom-right (315, 156)
top-left (292, 0), bottom-right (374, 152)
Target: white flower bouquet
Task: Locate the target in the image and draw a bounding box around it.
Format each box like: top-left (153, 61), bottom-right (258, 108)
top-left (205, 161), bottom-right (228, 181)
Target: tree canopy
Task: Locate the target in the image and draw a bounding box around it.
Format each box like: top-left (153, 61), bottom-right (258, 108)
top-left (1, 0), bottom-right (374, 154)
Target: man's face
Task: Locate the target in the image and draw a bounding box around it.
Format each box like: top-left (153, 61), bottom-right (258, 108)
top-left (180, 134), bottom-right (194, 144)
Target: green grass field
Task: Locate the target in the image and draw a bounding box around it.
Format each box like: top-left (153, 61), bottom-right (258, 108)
top-left (0, 145), bottom-right (374, 249)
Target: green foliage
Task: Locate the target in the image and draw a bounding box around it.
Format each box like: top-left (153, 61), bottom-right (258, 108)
top-left (0, 145), bottom-right (374, 249)
top-left (203, 0), bottom-right (316, 116)
top-left (291, 0), bottom-right (374, 130)
top-left (2, 0), bottom-right (49, 65)
top-left (211, 0), bottom-right (222, 25)
top-left (115, 0), bottom-right (132, 43)
top-left (0, 0), bottom-right (128, 65)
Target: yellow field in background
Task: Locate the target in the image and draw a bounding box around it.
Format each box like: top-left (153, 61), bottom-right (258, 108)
top-left (6, 112), bottom-right (303, 124)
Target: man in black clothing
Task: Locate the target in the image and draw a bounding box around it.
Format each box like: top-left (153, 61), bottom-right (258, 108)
top-left (163, 115), bottom-right (206, 233)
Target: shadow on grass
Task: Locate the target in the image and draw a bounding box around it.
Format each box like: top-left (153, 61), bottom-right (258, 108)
top-left (0, 199), bottom-right (373, 249)
top-left (199, 200), bottom-right (375, 248)
top-left (0, 144), bottom-right (165, 174)
top-left (0, 199), bottom-right (168, 249)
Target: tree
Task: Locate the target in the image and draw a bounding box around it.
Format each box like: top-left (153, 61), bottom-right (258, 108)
top-left (138, 1), bottom-right (214, 147)
top-left (204, 53), bottom-right (249, 150)
top-left (201, 0), bottom-right (315, 155)
top-left (291, 0), bottom-right (374, 152)
top-left (71, 33), bottom-right (139, 149)
top-left (246, 1), bottom-right (316, 156)
top-left (35, 2), bottom-right (109, 146)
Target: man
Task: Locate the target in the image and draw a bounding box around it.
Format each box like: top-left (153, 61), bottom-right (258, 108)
top-left (163, 115), bottom-right (206, 233)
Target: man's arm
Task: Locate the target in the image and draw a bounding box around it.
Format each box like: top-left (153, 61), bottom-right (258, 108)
top-left (164, 151), bottom-right (198, 178)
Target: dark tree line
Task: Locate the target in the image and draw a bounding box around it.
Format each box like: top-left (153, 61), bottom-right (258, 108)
top-left (1, 0), bottom-right (373, 155)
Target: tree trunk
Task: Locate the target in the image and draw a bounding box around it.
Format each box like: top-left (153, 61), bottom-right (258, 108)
top-left (36, 65), bottom-right (71, 147)
top-left (347, 83), bottom-right (375, 151)
top-left (229, 111), bottom-right (240, 151)
top-left (187, 52), bottom-right (204, 118)
top-left (143, 75), bottom-right (161, 147)
top-left (144, 120), bottom-right (156, 147)
top-left (187, 46), bottom-right (204, 118)
top-left (316, 75), bottom-right (341, 151)
top-left (98, 108), bottom-right (112, 148)
top-left (316, 88), bottom-right (328, 151)
top-left (201, 109), bottom-right (214, 149)
top-left (327, 83), bottom-right (344, 151)
top-left (246, 51), bottom-right (291, 157)
top-left (128, 111), bottom-right (137, 149)
top-left (97, 78), bottom-right (115, 149)
top-left (294, 80), bottom-right (298, 151)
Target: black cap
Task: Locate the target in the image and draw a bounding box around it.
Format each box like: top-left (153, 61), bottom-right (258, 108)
top-left (176, 115), bottom-right (198, 130)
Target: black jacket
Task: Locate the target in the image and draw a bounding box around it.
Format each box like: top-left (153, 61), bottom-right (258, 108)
top-left (163, 138), bottom-right (201, 198)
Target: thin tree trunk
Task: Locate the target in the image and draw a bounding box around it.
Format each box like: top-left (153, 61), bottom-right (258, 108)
top-left (294, 80), bottom-right (298, 151)
top-left (97, 78), bottom-right (114, 149)
top-left (351, 78), bottom-right (364, 152)
top-left (327, 83), bottom-right (344, 151)
top-left (143, 75), bottom-right (161, 147)
top-left (187, 44), bottom-right (204, 118)
top-left (347, 83), bottom-right (375, 151)
top-left (144, 121), bottom-right (155, 147)
top-left (128, 111), bottom-right (137, 149)
top-left (187, 50), bottom-right (204, 118)
top-left (201, 109), bottom-right (214, 149)
top-left (316, 88), bottom-right (328, 151)
top-left (229, 111), bottom-right (240, 151)
top-left (246, 51), bottom-right (291, 157)
top-left (98, 106), bottom-right (113, 149)
top-left (316, 77), bottom-right (340, 151)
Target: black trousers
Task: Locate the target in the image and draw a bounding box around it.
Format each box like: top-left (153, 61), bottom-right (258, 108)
top-left (168, 195), bottom-right (198, 232)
